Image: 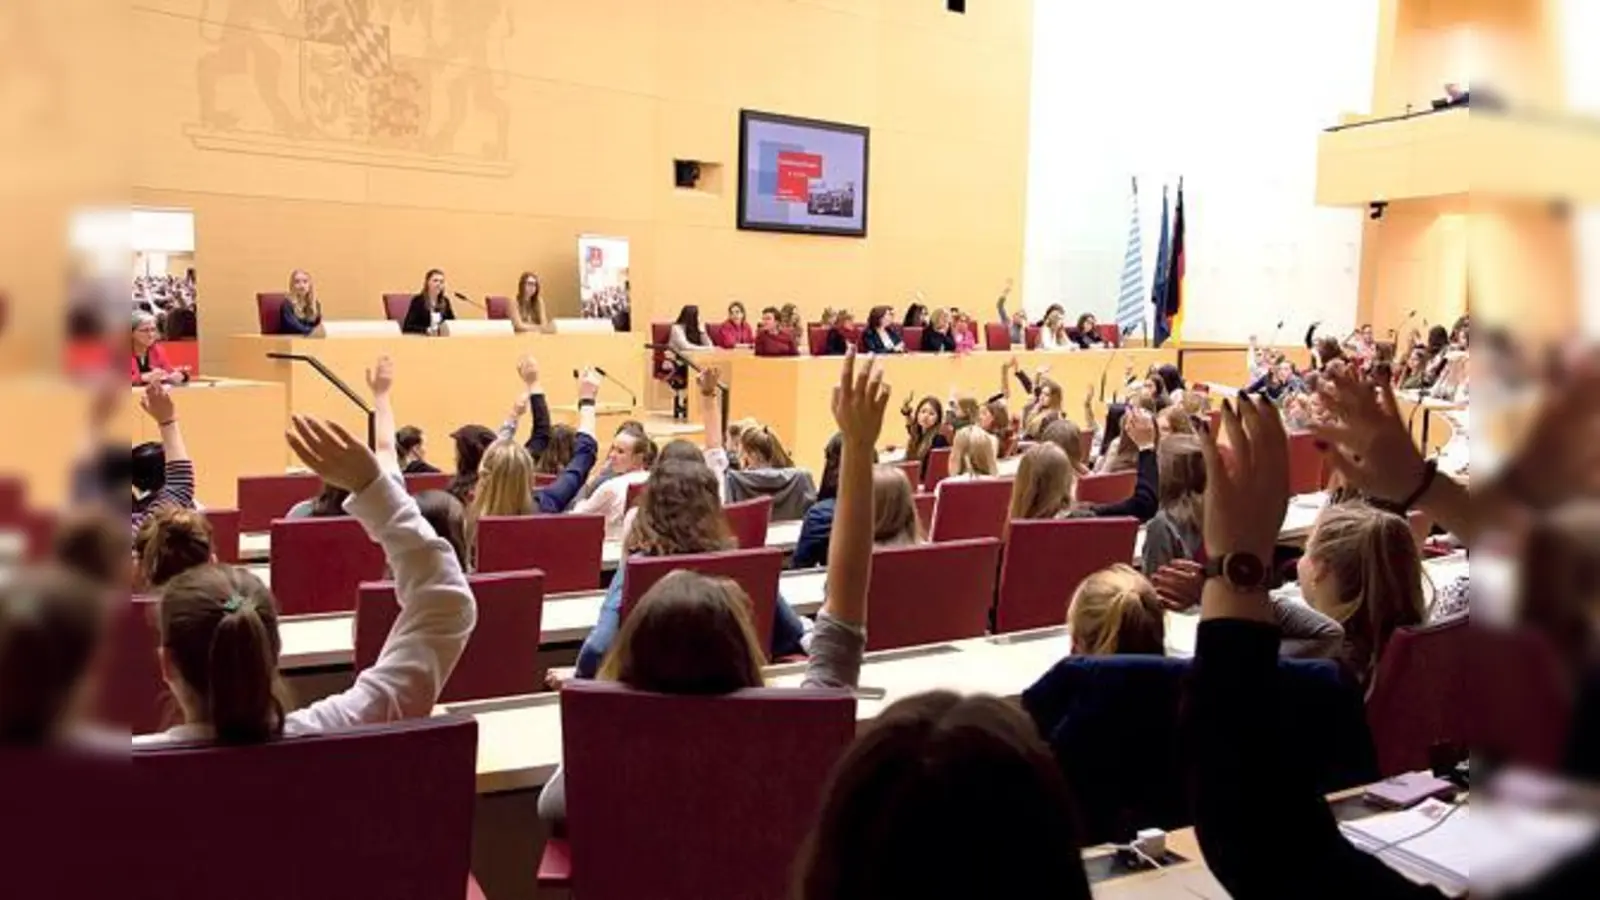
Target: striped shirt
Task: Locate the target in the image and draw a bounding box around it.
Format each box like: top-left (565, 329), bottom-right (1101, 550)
top-left (131, 460), bottom-right (196, 534)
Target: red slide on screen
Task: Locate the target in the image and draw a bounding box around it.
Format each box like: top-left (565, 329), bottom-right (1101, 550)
top-left (775, 151), bottom-right (823, 203)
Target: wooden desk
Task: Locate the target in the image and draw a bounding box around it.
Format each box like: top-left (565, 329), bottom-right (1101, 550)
top-left (723, 349), bottom-right (1178, 474)
top-left (1178, 344), bottom-right (1311, 389)
top-left (221, 333), bottom-right (648, 473)
top-left (0, 376), bottom-right (285, 508)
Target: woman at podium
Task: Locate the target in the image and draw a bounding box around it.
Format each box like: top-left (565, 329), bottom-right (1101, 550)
top-left (278, 269), bottom-right (323, 336)
top-left (402, 268), bottom-right (456, 335)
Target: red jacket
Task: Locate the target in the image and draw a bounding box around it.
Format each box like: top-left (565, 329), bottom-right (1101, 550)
top-left (130, 343), bottom-right (172, 384)
top-left (754, 327), bottom-right (799, 357)
top-left (712, 320), bottom-right (755, 349)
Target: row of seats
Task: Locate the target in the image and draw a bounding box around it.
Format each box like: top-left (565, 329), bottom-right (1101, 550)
top-left (647, 320), bottom-right (1124, 358)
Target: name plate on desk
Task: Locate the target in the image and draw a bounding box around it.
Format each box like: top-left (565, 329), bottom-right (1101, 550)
top-left (438, 319), bottom-right (515, 337)
top-left (551, 318), bottom-right (616, 335)
top-left (316, 320), bottom-right (402, 338)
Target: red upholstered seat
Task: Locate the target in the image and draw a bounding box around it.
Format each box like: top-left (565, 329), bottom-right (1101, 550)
top-left (541, 681), bottom-right (855, 899)
top-left (1076, 470), bottom-right (1137, 505)
top-left (913, 492), bottom-right (936, 534)
top-left (995, 517), bottom-right (1139, 633)
top-left (891, 459), bottom-right (921, 488)
top-left (901, 325), bottom-right (924, 351)
top-left (476, 514), bottom-right (605, 593)
top-left (625, 480), bottom-right (646, 510)
top-left (98, 595), bottom-right (169, 735)
top-left (269, 517), bottom-right (387, 615)
top-left (622, 548), bottom-right (784, 658)
top-left (984, 322), bottom-right (1012, 351)
top-left (865, 538), bottom-right (1000, 651)
top-left (725, 496), bottom-right (773, 549)
top-left (21, 508), bottom-right (58, 562)
top-left (1098, 323), bottom-right (1121, 347)
top-left (238, 473), bottom-right (321, 532)
top-left (1286, 431), bottom-right (1324, 496)
top-left (808, 325), bottom-right (830, 356)
top-left (921, 447), bottom-right (952, 491)
top-left (130, 716), bottom-right (479, 900)
top-left (929, 477), bottom-right (1013, 543)
top-left (0, 475), bottom-right (25, 525)
top-left (357, 569), bottom-right (545, 702)
top-left (202, 508), bottom-right (241, 563)
top-left (485, 295), bottom-right (511, 320)
top-left (256, 292), bottom-right (288, 335)
top-left (382, 293), bottom-right (414, 323)
top-left (1025, 325), bottom-right (1041, 349)
top-left (404, 472), bottom-right (452, 494)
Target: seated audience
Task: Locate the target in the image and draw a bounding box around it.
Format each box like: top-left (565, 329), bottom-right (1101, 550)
top-left (952, 311), bottom-right (978, 353)
top-left (778, 303), bottom-right (802, 333)
top-left (130, 312), bottom-right (187, 386)
top-left (920, 308), bottom-right (957, 353)
top-left (754, 306), bottom-right (800, 357)
top-left (1008, 409), bottom-right (1157, 523)
top-left (1243, 358), bottom-right (1303, 403)
top-left (668, 304), bottom-right (715, 352)
top-left (978, 399), bottom-right (1014, 455)
top-left (796, 691), bottom-right (1093, 900)
top-left (1153, 363), bottom-right (1185, 401)
top-left (133, 507), bottom-right (213, 592)
top-left (1068, 565), bottom-right (1166, 655)
top-left (993, 278), bottom-right (1028, 343)
top-left (285, 483), bottom-right (350, 519)
top-left (394, 426), bottom-right (441, 474)
top-left (1156, 403), bottom-right (1197, 438)
top-left (725, 417), bottom-right (759, 468)
top-left (136, 413), bottom-right (476, 744)
top-left (570, 420), bottom-right (656, 540)
top-left (899, 395), bottom-right (950, 473)
top-left (712, 300), bottom-right (754, 348)
top-left (728, 425), bottom-right (816, 519)
top-left (445, 424), bottom-right (495, 504)
top-left (1071, 313), bottom-right (1107, 349)
top-left (862, 305), bottom-right (906, 354)
top-left (1140, 435), bottom-right (1206, 574)
top-left (278, 269), bottom-right (322, 336)
top-left (570, 419), bottom-right (649, 506)
top-left (945, 425), bottom-right (999, 479)
top-left (1093, 399), bottom-right (1157, 475)
top-left (1038, 305), bottom-right (1073, 351)
top-left (508, 272), bottom-right (551, 334)
top-left (1039, 418), bottom-right (1091, 475)
top-left (792, 434), bottom-right (845, 569)
top-left (872, 463), bottom-right (924, 547)
top-left (130, 383), bottom-right (196, 535)
top-left (51, 509), bottom-right (130, 590)
top-left (823, 310), bottom-right (857, 356)
top-left (902, 303), bottom-right (929, 329)
top-left (947, 395), bottom-right (981, 431)
top-left (401, 268), bottom-right (455, 336)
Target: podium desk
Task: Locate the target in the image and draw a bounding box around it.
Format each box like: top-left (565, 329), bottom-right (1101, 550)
top-left (0, 377), bottom-right (284, 509)
top-left (223, 333), bottom-right (647, 463)
top-left (722, 349), bottom-right (1177, 474)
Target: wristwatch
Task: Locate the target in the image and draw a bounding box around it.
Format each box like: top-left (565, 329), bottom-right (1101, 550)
top-left (1203, 552), bottom-right (1274, 591)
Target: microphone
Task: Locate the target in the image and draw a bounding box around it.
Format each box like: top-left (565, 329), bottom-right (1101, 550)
top-left (571, 366), bottom-right (638, 407)
top-left (1097, 349), bottom-right (1121, 402)
top-left (450, 291), bottom-right (486, 312)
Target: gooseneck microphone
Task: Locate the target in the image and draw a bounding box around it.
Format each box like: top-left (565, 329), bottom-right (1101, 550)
top-left (571, 366), bottom-right (638, 407)
top-left (450, 291), bottom-right (486, 312)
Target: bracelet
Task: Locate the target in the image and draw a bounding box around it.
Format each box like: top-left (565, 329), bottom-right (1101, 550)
top-left (1399, 459), bottom-right (1438, 511)
top-left (577, 398), bottom-right (596, 409)
top-left (158, 419), bottom-right (177, 427)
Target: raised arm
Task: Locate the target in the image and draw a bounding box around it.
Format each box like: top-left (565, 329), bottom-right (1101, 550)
top-left (535, 368), bottom-right (602, 513)
top-left (140, 382), bottom-right (195, 510)
top-left (821, 349), bottom-right (889, 629)
top-left (365, 356), bottom-right (401, 476)
top-left (515, 355), bottom-right (553, 459)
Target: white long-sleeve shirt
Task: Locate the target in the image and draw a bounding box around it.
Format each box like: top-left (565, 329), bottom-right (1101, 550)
top-left (572, 468), bottom-right (650, 540)
top-left (1039, 326), bottom-right (1074, 352)
top-left (136, 474), bottom-right (476, 743)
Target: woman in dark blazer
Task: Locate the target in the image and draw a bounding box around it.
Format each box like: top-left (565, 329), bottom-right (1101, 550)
top-left (279, 269), bottom-right (322, 336)
top-left (862, 305), bottom-right (905, 355)
top-left (921, 308), bottom-right (958, 353)
top-left (402, 268), bottom-right (455, 335)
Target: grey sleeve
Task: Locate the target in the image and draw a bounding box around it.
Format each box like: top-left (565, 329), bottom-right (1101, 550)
top-left (1140, 516), bottom-right (1179, 576)
top-left (538, 765), bottom-right (567, 824)
top-left (802, 612), bottom-right (865, 690)
top-left (1273, 598), bottom-right (1345, 660)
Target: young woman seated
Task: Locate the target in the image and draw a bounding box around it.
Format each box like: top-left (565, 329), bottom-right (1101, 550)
top-left (952, 312), bottom-right (978, 353)
top-left (394, 426), bottom-right (441, 474)
top-left (1007, 408), bottom-right (1159, 523)
top-left (1071, 313), bottom-right (1107, 349)
top-left (727, 425), bottom-right (816, 520)
top-left (872, 464), bottom-right (926, 548)
top-left (445, 424), bottom-right (496, 505)
top-left (899, 395), bottom-right (950, 474)
top-left (133, 507), bottom-right (215, 592)
top-left (130, 382), bottom-right (196, 536)
top-left (668, 304), bottom-right (715, 352)
top-left (285, 483), bottom-right (350, 519)
top-left (791, 434), bottom-right (846, 569)
top-left (546, 352), bottom-right (890, 828)
top-left (1037, 305), bottom-right (1074, 352)
top-left (823, 310), bottom-right (857, 356)
top-left (1068, 565), bottom-right (1167, 655)
top-left (712, 300), bottom-right (755, 348)
top-left (943, 425), bottom-right (999, 481)
top-left (862, 305), bottom-right (905, 355)
top-left (920, 308), bottom-right (958, 353)
top-left (978, 399), bottom-right (1015, 457)
top-left (1039, 418), bottom-right (1091, 476)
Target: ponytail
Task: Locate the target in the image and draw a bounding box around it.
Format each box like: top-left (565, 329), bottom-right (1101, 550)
top-left (1068, 565), bottom-right (1165, 657)
top-left (158, 565), bottom-right (289, 744)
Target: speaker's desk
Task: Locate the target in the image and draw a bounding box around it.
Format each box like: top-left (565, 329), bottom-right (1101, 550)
top-left (721, 349), bottom-right (1178, 474)
top-left (222, 333), bottom-right (649, 470)
top-left (0, 376), bottom-right (285, 509)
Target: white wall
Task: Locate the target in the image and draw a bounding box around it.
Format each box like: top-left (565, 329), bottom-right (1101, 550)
top-left (1022, 0), bottom-right (1379, 343)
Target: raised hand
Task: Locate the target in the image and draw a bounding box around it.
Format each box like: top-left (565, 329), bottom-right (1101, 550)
top-left (140, 381), bottom-right (176, 424)
top-left (365, 355), bottom-right (395, 396)
top-left (1123, 406), bottom-right (1157, 450)
top-left (286, 415), bottom-right (382, 495)
top-left (577, 367), bottom-right (603, 402)
top-left (833, 348), bottom-right (890, 447)
top-left (517, 354), bottom-right (540, 389)
top-left (1199, 397), bottom-right (1290, 563)
top-left (1307, 369), bottom-right (1426, 505)
top-left (697, 366), bottom-right (721, 397)
top-left (508, 396), bottom-right (529, 420)
top-left (1152, 561), bottom-right (1204, 612)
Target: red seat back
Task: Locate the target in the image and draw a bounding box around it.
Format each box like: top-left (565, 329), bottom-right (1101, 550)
top-left (22, 508), bottom-right (58, 562)
top-left (929, 477), bottom-right (1013, 543)
top-left (1098, 323), bottom-right (1121, 347)
top-left (901, 326), bottom-right (924, 351)
top-left (891, 460), bottom-right (920, 488)
top-left (356, 569), bottom-right (545, 703)
top-left (98, 595), bottom-right (170, 735)
top-left (921, 447), bottom-right (952, 490)
top-left (866, 539), bottom-right (1000, 651)
top-left (1076, 470), bottom-right (1137, 505)
top-left (0, 475), bottom-right (24, 525)
top-left (984, 322), bottom-right (1012, 351)
top-left (132, 716), bottom-right (478, 900)
top-left (203, 508), bottom-right (241, 564)
top-left (256, 292), bottom-right (288, 335)
top-left (382, 293), bottom-right (414, 323)
top-left (650, 323), bottom-right (673, 381)
top-left (725, 496), bottom-right (773, 549)
top-left (622, 548), bottom-right (784, 658)
top-left (1287, 431), bottom-right (1324, 496)
top-left (485, 295), bottom-right (511, 320)
top-left (476, 515), bottom-right (605, 593)
top-left (404, 472), bottom-right (452, 494)
top-left (913, 492), bottom-right (936, 534)
top-left (808, 325), bottom-right (830, 356)
top-left (1366, 620), bottom-right (1570, 776)
top-left (560, 680), bottom-right (854, 900)
top-left (238, 473), bottom-right (321, 532)
top-left (996, 518), bottom-right (1139, 633)
top-left (625, 480), bottom-right (646, 510)
top-left (1024, 325), bottom-right (1041, 349)
top-left (268, 518), bottom-right (387, 615)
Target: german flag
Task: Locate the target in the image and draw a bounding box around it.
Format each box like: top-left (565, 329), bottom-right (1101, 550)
top-left (1154, 180), bottom-right (1186, 347)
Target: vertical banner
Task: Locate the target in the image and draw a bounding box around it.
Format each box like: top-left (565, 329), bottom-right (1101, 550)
top-left (577, 234), bottom-right (630, 329)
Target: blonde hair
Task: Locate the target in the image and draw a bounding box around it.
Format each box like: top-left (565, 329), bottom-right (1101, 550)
top-left (466, 439), bottom-right (536, 559)
top-left (1007, 444), bottom-right (1076, 521)
top-left (1068, 565), bottom-right (1166, 656)
top-left (1304, 504), bottom-right (1425, 688)
top-left (951, 426), bottom-right (998, 477)
top-left (1157, 404), bottom-right (1195, 437)
top-left (288, 269), bottom-right (320, 321)
top-left (1155, 435), bottom-right (1206, 532)
top-left (872, 465), bottom-right (923, 545)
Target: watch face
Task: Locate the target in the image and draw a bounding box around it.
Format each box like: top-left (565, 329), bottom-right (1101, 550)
top-left (1224, 554), bottom-right (1266, 588)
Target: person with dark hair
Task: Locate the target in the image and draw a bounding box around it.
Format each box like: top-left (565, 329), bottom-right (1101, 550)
top-left (1154, 362), bottom-right (1185, 399)
top-left (791, 433), bottom-right (846, 569)
top-left (508, 272), bottom-right (550, 334)
top-left (668, 304), bottom-right (713, 352)
top-left (712, 300), bottom-right (754, 349)
top-left (795, 691), bottom-right (1092, 899)
top-left (130, 382), bottom-right (195, 536)
top-left (394, 426), bottom-right (440, 474)
top-left (445, 424), bottom-right (495, 504)
top-left (823, 309), bottom-right (856, 356)
top-left (862, 305), bottom-right (905, 354)
top-left (285, 483), bottom-right (350, 519)
top-left (901, 302), bottom-right (928, 329)
top-left (753, 306), bottom-right (799, 357)
top-left (401, 268), bottom-right (455, 335)
top-left (1071, 313), bottom-right (1107, 348)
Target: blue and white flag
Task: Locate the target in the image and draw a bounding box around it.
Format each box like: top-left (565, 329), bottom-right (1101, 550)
top-left (1114, 176), bottom-right (1146, 340)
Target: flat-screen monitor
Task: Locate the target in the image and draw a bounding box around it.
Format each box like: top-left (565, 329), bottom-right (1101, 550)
top-left (737, 110), bottom-right (870, 238)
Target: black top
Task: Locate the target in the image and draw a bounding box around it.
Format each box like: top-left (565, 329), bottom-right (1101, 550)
top-left (402, 458), bottom-right (441, 475)
top-left (823, 327), bottom-right (854, 356)
top-left (921, 328), bottom-right (957, 353)
top-left (1071, 328), bottom-right (1106, 350)
top-left (279, 299), bottom-right (321, 336)
top-left (402, 293), bottom-right (455, 335)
